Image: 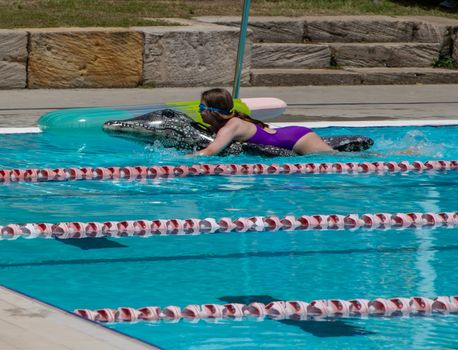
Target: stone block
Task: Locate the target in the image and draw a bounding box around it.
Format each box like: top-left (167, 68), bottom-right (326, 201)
top-left (141, 25), bottom-right (251, 87)
top-left (354, 67), bottom-right (458, 84)
top-left (252, 43), bottom-right (331, 69)
top-left (306, 16), bottom-right (421, 43)
top-left (413, 22), bottom-right (451, 56)
top-left (452, 27), bottom-right (458, 65)
top-left (194, 16), bottom-right (305, 43)
top-left (0, 62), bottom-right (26, 89)
top-left (331, 43), bottom-right (440, 67)
top-left (250, 68), bottom-right (362, 86)
top-left (251, 67), bottom-right (458, 86)
top-left (0, 31), bottom-right (28, 62)
top-left (0, 30), bottom-right (27, 89)
top-left (414, 22), bottom-right (449, 42)
top-left (28, 29), bottom-right (143, 88)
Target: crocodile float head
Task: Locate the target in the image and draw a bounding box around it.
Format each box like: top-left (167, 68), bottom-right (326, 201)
top-left (103, 109), bottom-right (296, 157)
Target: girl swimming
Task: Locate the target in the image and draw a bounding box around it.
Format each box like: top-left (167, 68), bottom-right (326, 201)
top-left (192, 88), bottom-right (334, 156)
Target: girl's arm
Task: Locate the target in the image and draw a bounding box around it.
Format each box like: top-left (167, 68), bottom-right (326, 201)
top-left (192, 119), bottom-right (240, 156)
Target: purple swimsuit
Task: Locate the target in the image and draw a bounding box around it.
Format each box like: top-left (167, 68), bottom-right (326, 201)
top-left (247, 125), bottom-right (313, 150)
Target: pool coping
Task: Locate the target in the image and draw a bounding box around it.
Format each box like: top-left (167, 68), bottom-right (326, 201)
top-left (1, 119), bottom-right (458, 134)
top-left (0, 285), bottom-right (161, 350)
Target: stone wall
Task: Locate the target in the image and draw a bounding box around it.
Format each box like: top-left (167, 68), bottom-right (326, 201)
top-left (0, 21), bottom-right (250, 89)
top-left (0, 16), bottom-right (457, 89)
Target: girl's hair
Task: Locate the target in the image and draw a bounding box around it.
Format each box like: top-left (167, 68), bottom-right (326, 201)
top-left (200, 88), bottom-right (269, 132)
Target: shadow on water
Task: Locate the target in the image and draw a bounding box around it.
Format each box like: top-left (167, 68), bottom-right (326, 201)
top-left (1, 245), bottom-right (457, 268)
top-left (219, 295), bottom-right (375, 338)
top-left (55, 237), bottom-right (128, 250)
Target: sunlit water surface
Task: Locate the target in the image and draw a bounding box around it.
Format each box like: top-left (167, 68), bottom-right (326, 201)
top-left (0, 126), bottom-right (457, 349)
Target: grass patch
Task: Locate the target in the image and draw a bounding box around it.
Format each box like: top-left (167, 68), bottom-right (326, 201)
top-left (329, 55), bottom-right (344, 69)
top-left (433, 55), bottom-right (458, 69)
top-left (0, 0), bottom-right (457, 28)
top-left (140, 81), bottom-right (157, 89)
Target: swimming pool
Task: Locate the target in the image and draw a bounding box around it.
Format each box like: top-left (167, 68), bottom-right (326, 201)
top-left (0, 125), bottom-right (457, 349)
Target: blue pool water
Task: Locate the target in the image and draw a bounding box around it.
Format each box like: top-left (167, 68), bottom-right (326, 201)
top-left (0, 125), bottom-right (457, 349)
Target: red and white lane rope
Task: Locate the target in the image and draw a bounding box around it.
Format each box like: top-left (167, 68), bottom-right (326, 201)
top-left (1, 211), bottom-right (457, 240)
top-left (0, 160), bottom-right (456, 184)
top-left (74, 295), bottom-right (458, 323)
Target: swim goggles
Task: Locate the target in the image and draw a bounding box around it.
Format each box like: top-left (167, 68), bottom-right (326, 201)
top-left (198, 103), bottom-right (231, 115)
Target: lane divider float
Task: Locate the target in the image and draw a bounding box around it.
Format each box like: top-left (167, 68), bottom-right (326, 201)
top-left (0, 160), bottom-right (456, 184)
top-left (74, 295), bottom-right (458, 323)
top-left (1, 211), bottom-right (456, 240)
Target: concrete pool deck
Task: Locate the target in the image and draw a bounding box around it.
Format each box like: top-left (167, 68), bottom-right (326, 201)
top-left (0, 84), bottom-right (458, 129)
top-left (0, 286), bottom-right (159, 350)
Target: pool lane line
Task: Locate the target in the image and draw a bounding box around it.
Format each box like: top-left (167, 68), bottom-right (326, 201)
top-left (1, 211), bottom-right (456, 240)
top-left (0, 160), bottom-right (456, 184)
top-left (75, 296), bottom-right (458, 323)
top-left (0, 119), bottom-right (458, 134)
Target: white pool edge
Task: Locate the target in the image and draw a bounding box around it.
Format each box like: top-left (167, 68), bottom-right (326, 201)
top-left (0, 119), bottom-right (457, 134)
top-left (271, 119), bottom-right (458, 128)
top-left (0, 127), bottom-right (42, 134)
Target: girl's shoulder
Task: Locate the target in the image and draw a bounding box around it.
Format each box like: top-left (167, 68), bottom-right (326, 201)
top-left (220, 117), bottom-right (255, 139)
top-left (230, 116), bottom-right (257, 127)
top-left (225, 117), bottom-right (245, 128)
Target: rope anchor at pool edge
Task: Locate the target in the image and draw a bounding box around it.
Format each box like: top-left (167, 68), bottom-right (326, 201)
top-left (74, 295), bottom-right (458, 323)
top-left (1, 211), bottom-right (457, 240)
top-left (0, 159), bottom-right (456, 184)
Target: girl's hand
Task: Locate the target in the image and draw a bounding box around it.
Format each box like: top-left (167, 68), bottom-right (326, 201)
top-left (186, 152), bottom-right (202, 157)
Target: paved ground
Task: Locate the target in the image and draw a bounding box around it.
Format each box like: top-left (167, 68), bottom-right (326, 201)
top-left (0, 84), bottom-right (458, 128)
top-left (0, 286), bottom-right (158, 350)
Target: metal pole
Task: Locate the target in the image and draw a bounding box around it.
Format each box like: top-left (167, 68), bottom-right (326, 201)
top-left (232, 0), bottom-right (251, 99)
